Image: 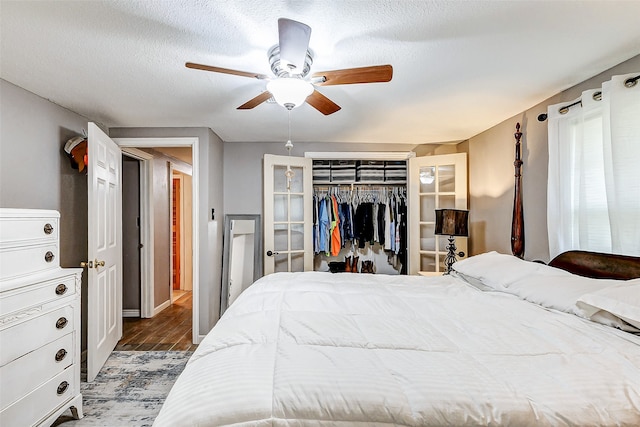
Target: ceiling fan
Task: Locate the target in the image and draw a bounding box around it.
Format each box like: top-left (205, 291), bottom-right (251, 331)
top-left (185, 18), bottom-right (393, 115)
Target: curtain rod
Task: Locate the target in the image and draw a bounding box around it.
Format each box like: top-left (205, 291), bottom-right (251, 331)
top-left (624, 74), bottom-right (639, 88)
top-left (537, 74), bottom-right (639, 122)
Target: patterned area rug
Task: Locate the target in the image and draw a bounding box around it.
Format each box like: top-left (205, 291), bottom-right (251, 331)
top-left (53, 351), bottom-right (192, 427)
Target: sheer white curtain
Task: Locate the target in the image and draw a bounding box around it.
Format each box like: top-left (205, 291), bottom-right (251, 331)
top-left (547, 73), bottom-right (640, 258)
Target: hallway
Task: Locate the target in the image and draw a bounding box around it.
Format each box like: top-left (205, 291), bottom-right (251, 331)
top-left (115, 292), bottom-right (198, 351)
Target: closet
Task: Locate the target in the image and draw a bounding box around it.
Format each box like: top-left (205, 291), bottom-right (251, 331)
top-left (312, 159), bottom-right (409, 275)
top-left (263, 152), bottom-right (468, 276)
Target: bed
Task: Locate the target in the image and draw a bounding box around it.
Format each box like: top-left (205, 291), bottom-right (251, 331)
top-left (153, 251), bottom-right (640, 426)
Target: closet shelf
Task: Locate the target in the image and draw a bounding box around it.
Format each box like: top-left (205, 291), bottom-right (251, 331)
top-left (313, 181), bottom-right (406, 186)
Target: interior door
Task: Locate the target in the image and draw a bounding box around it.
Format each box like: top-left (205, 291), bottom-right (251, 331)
top-left (263, 154), bottom-right (313, 274)
top-left (408, 153), bottom-right (467, 275)
top-left (87, 122), bottom-right (123, 382)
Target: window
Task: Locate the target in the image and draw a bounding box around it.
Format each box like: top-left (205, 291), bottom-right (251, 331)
top-left (547, 73), bottom-right (640, 258)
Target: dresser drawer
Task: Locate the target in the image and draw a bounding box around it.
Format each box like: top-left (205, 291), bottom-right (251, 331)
top-left (0, 304), bottom-right (74, 366)
top-left (0, 243), bottom-right (59, 280)
top-left (0, 365), bottom-right (76, 427)
top-left (0, 333), bottom-right (74, 411)
top-left (0, 274), bottom-right (76, 319)
top-left (0, 214), bottom-right (58, 248)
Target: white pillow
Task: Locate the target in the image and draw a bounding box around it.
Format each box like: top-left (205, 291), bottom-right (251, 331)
top-left (453, 251), bottom-right (639, 331)
top-left (452, 251), bottom-right (570, 291)
top-left (507, 274), bottom-right (626, 318)
top-left (577, 280), bottom-right (640, 329)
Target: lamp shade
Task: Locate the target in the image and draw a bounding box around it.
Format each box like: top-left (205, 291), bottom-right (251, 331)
top-left (267, 78), bottom-right (314, 109)
top-left (434, 209), bottom-right (469, 237)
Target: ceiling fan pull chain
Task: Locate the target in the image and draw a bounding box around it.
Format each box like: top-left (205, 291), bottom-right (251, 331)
top-left (287, 109), bottom-right (292, 150)
top-left (284, 109), bottom-right (294, 191)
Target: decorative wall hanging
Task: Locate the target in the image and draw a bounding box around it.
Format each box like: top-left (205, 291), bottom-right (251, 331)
top-left (64, 135), bottom-right (88, 173)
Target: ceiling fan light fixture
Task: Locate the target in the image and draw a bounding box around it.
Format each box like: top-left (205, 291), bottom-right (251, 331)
top-left (267, 78), bottom-right (313, 109)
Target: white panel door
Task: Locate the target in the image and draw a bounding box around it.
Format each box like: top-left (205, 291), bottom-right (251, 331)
top-left (408, 153), bottom-right (467, 275)
top-left (87, 123), bottom-right (122, 382)
top-left (263, 154), bottom-right (313, 274)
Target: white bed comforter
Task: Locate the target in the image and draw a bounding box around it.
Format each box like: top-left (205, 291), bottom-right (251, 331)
top-left (154, 272), bottom-right (640, 426)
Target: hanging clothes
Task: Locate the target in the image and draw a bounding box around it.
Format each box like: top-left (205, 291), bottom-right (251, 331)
top-left (354, 202), bottom-right (374, 249)
top-left (312, 186), bottom-right (407, 273)
top-left (398, 199), bottom-right (408, 275)
top-left (372, 203), bottom-right (379, 244)
top-left (377, 203), bottom-right (386, 246)
top-left (330, 195), bottom-right (341, 256)
top-left (384, 201), bottom-right (392, 250)
top-left (338, 202), bottom-right (353, 247)
top-left (313, 193), bottom-right (319, 253)
top-left (389, 201), bottom-right (396, 253)
top-left (318, 196), bottom-right (330, 254)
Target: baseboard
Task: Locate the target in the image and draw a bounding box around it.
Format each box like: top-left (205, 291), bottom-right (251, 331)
top-left (122, 309), bottom-right (140, 318)
top-left (153, 299), bottom-right (171, 316)
top-left (196, 334), bottom-right (206, 344)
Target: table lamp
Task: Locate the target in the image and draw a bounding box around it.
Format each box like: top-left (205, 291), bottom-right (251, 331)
top-left (434, 209), bottom-right (469, 274)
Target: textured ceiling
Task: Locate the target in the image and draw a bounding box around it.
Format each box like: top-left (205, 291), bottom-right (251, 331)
top-left (2, 1), bottom-right (640, 145)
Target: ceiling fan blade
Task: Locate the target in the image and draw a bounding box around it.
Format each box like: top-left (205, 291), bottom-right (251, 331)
top-left (186, 62), bottom-right (269, 80)
top-left (312, 65), bottom-right (393, 86)
top-left (306, 90), bottom-right (341, 115)
top-left (237, 91), bottom-right (273, 110)
top-left (278, 18), bottom-right (311, 74)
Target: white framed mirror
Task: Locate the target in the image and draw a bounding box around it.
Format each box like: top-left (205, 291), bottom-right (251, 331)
top-left (220, 214), bottom-right (262, 317)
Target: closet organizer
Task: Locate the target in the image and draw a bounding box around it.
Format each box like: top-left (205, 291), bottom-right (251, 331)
top-left (312, 160), bottom-right (408, 275)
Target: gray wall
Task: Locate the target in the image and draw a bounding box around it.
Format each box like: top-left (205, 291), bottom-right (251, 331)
top-left (467, 54), bottom-right (640, 262)
top-left (0, 79), bottom-right (91, 348)
top-left (109, 127), bottom-right (224, 336)
top-left (223, 142), bottom-right (418, 215)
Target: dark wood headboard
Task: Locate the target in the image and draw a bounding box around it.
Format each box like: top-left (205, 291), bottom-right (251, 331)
top-left (549, 250), bottom-right (640, 280)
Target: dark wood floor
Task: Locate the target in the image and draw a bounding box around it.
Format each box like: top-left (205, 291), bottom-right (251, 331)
top-left (115, 291), bottom-right (198, 351)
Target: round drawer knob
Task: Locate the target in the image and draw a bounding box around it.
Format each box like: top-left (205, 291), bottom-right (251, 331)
top-left (56, 317), bottom-right (68, 329)
top-left (55, 284), bottom-right (68, 295)
top-left (44, 223), bottom-right (54, 235)
top-left (45, 251), bottom-right (55, 263)
top-left (57, 381), bottom-right (69, 395)
top-left (55, 348), bottom-right (67, 362)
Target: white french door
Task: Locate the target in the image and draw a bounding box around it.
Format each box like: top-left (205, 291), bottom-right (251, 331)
top-left (408, 153), bottom-right (468, 275)
top-left (263, 154), bottom-right (313, 274)
top-left (87, 123), bottom-right (122, 382)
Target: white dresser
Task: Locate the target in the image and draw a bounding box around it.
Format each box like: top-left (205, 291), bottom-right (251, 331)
top-left (0, 209), bottom-right (83, 426)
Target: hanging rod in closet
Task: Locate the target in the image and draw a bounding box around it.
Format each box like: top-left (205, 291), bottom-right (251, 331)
top-left (314, 185), bottom-right (405, 191)
top-left (537, 74), bottom-right (639, 122)
top-left (313, 182), bottom-right (407, 188)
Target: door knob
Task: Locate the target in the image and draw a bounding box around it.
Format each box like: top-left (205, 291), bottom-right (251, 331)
top-left (80, 260), bottom-right (105, 268)
top-left (266, 250), bottom-right (279, 257)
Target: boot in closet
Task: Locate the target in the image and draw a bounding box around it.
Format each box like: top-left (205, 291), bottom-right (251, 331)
top-left (352, 256), bottom-right (359, 273)
top-left (361, 260), bottom-right (375, 274)
top-left (345, 256), bottom-right (352, 273)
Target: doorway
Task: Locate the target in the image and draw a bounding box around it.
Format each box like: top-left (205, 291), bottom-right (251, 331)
top-left (170, 168), bottom-right (193, 304)
top-left (172, 176), bottom-right (181, 292)
top-left (116, 144), bottom-right (197, 350)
